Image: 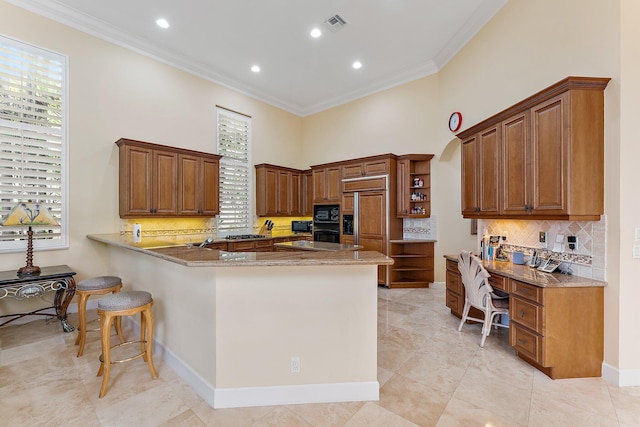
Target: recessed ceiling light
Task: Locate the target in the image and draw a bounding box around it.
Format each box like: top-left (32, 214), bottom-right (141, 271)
top-left (310, 28), bottom-right (322, 38)
top-left (352, 61), bottom-right (362, 70)
top-left (251, 65), bottom-right (261, 73)
top-left (156, 18), bottom-right (170, 29)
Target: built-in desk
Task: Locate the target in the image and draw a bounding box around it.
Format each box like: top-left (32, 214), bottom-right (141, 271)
top-left (0, 265), bottom-right (76, 332)
top-left (444, 255), bottom-right (606, 379)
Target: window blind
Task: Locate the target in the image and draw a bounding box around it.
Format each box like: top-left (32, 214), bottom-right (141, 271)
top-left (0, 36), bottom-right (67, 250)
top-left (216, 107), bottom-right (251, 234)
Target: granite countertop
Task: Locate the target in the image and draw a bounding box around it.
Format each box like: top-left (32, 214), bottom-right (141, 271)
top-left (87, 234), bottom-right (392, 267)
top-left (444, 254), bottom-right (606, 288)
top-left (273, 240), bottom-right (363, 252)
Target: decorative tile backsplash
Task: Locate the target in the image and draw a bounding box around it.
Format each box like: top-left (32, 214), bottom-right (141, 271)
top-left (479, 217), bottom-right (606, 280)
top-left (403, 217), bottom-right (437, 240)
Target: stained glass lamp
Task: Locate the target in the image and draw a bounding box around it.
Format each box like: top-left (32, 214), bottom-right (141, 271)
top-left (0, 201), bottom-right (59, 276)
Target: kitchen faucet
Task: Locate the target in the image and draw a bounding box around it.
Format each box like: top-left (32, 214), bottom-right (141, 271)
top-left (199, 237), bottom-right (213, 248)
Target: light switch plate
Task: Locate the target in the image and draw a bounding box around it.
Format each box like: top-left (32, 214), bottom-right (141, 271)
top-left (634, 245), bottom-right (640, 259)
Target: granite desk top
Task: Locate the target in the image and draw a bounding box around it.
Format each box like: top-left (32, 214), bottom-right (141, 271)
top-left (273, 240), bottom-right (363, 252)
top-left (87, 234), bottom-right (392, 268)
top-left (444, 254), bottom-right (607, 288)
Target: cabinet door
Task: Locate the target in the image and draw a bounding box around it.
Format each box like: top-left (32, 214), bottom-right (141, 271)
top-left (531, 94), bottom-right (567, 214)
top-left (461, 136), bottom-right (478, 216)
top-left (325, 167), bottom-right (341, 202)
top-left (290, 172), bottom-right (302, 216)
top-left (363, 159), bottom-right (389, 176)
top-left (342, 193), bottom-right (354, 214)
top-left (200, 157), bottom-right (220, 216)
top-left (302, 170), bottom-right (313, 216)
top-left (357, 191), bottom-right (386, 241)
top-left (396, 158), bottom-right (410, 217)
top-left (152, 150), bottom-right (178, 215)
top-left (276, 170), bottom-right (291, 215)
top-left (477, 125), bottom-right (501, 216)
top-left (122, 144), bottom-right (153, 216)
top-left (178, 154), bottom-right (200, 215)
top-left (261, 168), bottom-right (278, 215)
top-left (342, 163), bottom-right (364, 179)
top-left (502, 112), bottom-right (531, 216)
top-left (312, 168), bottom-right (326, 203)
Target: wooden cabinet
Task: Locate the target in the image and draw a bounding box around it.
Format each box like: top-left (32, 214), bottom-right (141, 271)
top-left (389, 240), bottom-right (434, 288)
top-left (509, 279), bottom-right (604, 379)
top-left (312, 165), bottom-right (341, 204)
top-left (178, 153), bottom-right (220, 216)
top-left (460, 125), bottom-right (501, 217)
top-left (445, 259), bottom-right (464, 316)
top-left (444, 257), bottom-right (604, 379)
top-left (458, 76), bottom-right (610, 220)
top-left (117, 138), bottom-right (220, 218)
top-left (396, 154), bottom-right (434, 217)
top-left (255, 164), bottom-right (305, 216)
top-left (341, 156), bottom-right (391, 179)
top-left (227, 239), bottom-right (273, 252)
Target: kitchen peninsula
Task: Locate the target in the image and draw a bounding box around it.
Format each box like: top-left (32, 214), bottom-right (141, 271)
top-left (87, 234), bottom-right (391, 409)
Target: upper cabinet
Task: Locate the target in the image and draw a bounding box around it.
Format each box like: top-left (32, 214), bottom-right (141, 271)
top-left (117, 138), bottom-right (220, 218)
top-left (461, 125), bottom-right (501, 217)
top-left (396, 154), bottom-right (434, 218)
top-left (457, 76), bottom-right (610, 220)
top-left (255, 164), bottom-right (305, 216)
top-left (341, 156), bottom-right (392, 179)
top-left (178, 153), bottom-right (220, 216)
top-left (311, 165), bottom-right (341, 204)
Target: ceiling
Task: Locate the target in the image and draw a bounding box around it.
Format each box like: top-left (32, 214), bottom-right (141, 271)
top-left (9, 0), bottom-right (507, 116)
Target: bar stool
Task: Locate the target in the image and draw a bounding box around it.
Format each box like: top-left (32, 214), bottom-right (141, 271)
top-left (97, 290), bottom-right (158, 398)
top-left (74, 276), bottom-right (124, 357)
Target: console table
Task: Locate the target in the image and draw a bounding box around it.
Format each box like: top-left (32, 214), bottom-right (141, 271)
top-left (0, 265), bottom-right (76, 332)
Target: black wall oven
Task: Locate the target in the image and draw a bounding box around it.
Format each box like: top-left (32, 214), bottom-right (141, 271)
top-left (313, 205), bottom-right (340, 243)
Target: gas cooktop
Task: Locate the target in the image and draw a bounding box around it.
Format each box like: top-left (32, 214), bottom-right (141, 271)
top-left (225, 234), bottom-right (266, 240)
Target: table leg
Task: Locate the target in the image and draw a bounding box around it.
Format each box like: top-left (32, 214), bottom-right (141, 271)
top-left (54, 277), bottom-right (76, 332)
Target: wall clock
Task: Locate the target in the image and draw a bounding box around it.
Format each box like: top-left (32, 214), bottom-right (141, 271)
top-left (449, 112), bottom-right (462, 132)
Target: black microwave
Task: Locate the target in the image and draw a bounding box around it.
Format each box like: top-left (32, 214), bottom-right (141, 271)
top-left (314, 205), bottom-right (340, 223)
top-left (292, 220), bottom-right (312, 233)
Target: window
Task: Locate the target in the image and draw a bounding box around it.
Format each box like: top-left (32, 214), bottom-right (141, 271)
top-left (216, 107), bottom-right (251, 234)
top-left (0, 36), bottom-right (68, 252)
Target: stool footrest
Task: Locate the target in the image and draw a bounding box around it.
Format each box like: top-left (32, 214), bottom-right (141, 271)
top-left (99, 340), bottom-right (148, 364)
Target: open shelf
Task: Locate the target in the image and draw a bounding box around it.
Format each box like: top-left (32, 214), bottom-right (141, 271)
top-left (388, 240), bottom-right (434, 288)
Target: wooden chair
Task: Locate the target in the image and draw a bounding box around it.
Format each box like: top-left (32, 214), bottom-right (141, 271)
top-left (457, 250), bottom-right (509, 347)
top-left (96, 290), bottom-right (158, 398)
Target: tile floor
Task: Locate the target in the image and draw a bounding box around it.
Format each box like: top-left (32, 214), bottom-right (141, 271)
top-left (2, 284), bottom-right (640, 426)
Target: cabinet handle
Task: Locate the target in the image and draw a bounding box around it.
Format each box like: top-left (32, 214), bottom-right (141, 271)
top-left (518, 338), bottom-right (526, 345)
top-left (519, 310), bottom-right (525, 318)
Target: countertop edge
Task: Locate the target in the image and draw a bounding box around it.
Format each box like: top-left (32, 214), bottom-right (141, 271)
top-left (444, 254), bottom-right (607, 288)
top-left (87, 234), bottom-right (393, 267)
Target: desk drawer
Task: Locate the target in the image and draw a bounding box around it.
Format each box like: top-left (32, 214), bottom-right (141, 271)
top-left (511, 280), bottom-right (543, 304)
top-left (446, 259), bottom-right (458, 273)
top-left (488, 274), bottom-right (508, 292)
top-left (446, 289), bottom-right (463, 315)
top-left (511, 323), bottom-right (542, 363)
top-left (511, 296), bottom-right (543, 334)
top-left (446, 272), bottom-right (462, 294)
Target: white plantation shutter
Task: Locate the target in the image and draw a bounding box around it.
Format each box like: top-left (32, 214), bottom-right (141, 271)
top-left (0, 36), bottom-right (68, 251)
top-left (216, 107), bottom-right (251, 234)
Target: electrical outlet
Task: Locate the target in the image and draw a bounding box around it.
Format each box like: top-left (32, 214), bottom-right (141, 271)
top-left (290, 356), bottom-right (300, 373)
top-left (539, 231), bottom-right (547, 248)
top-left (567, 235), bottom-right (577, 250)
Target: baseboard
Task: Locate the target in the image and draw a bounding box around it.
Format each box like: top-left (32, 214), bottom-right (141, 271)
top-left (602, 362), bottom-right (640, 386)
top-left (213, 381), bottom-right (380, 409)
